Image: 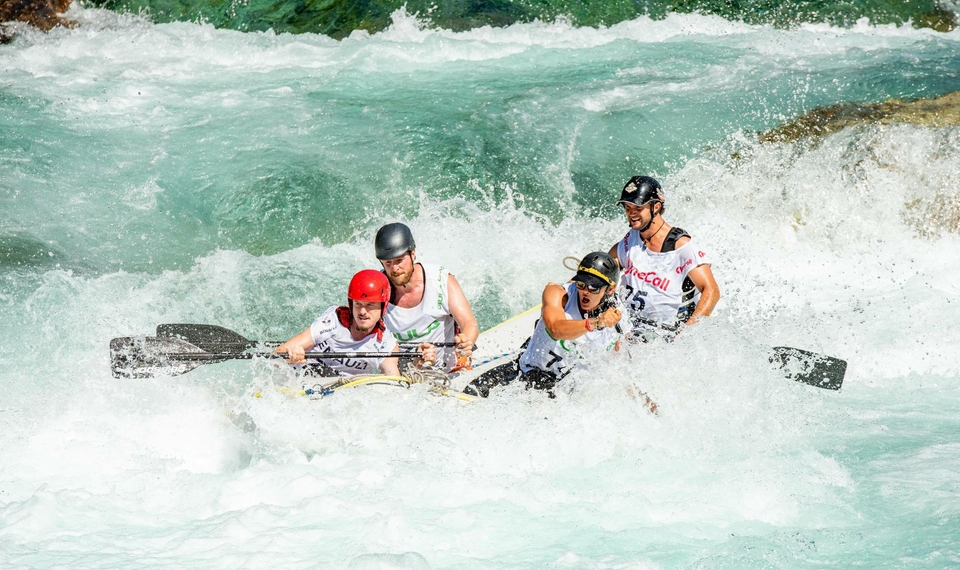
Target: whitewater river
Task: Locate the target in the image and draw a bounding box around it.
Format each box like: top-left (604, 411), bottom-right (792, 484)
top-left (2, 5), bottom-right (960, 568)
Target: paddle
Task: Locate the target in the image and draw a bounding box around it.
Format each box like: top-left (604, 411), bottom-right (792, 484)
top-left (155, 323), bottom-right (466, 351)
top-left (145, 321), bottom-right (847, 389)
top-left (630, 316), bottom-right (847, 390)
top-left (110, 336), bottom-right (422, 379)
top-left (769, 346), bottom-right (846, 391)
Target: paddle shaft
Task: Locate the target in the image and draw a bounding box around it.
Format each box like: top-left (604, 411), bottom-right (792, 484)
top-left (187, 341), bottom-right (464, 348)
top-left (164, 351), bottom-right (423, 361)
top-left (148, 322), bottom-right (843, 389)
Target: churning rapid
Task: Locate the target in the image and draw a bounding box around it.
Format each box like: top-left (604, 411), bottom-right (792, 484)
top-left (2, 3), bottom-right (960, 568)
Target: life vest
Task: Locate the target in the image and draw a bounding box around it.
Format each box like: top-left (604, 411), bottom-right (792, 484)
top-left (306, 306), bottom-right (394, 376)
top-left (518, 283), bottom-right (621, 379)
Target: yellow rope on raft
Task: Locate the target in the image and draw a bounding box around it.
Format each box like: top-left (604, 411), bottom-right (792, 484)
top-left (338, 375), bottom-right (409, 389)
top-left (255, 374), bottom-right (475, 401)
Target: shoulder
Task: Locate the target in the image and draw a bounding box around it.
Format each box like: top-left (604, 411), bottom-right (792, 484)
top-left (676, 238), bottom-right (710, 265)
top-left (378, 326), bottom-right (397, 348)
top-left (420, 261), bottom-right (452, 286)
top-left (542, 282), bottom-right (569, 303)
top-left (445, 271), bottom-right (468, 297)
top-left (620, 229), bottom-right (645, 252)
top-left (311, 306), bottom-right (341, 333)
top-left (316, 305), bottom-right (339, 321)
top-left (419, 260), bottom-right (445, 275)
top-left (664, 226), bottom-right (690, 249)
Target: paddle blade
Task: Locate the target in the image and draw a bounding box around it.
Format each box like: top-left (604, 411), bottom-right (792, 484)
top-left (770, 347), bottom-right (847, 390)
top-left (156, 324), bottom-right (256, 352)
top-left (110, 336), bottom-right (221, 379)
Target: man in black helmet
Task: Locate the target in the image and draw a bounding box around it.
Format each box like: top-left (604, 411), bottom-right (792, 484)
top-left (463, 252), bottom-right (626, 398)
top-left (607, 176), bottom-right (720, 339)
top-left (375, 222), bottom-right (480, 373)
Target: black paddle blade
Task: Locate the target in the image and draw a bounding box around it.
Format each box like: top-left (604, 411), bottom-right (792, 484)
top-left (770, 347), bottom-right (847, 390)
top-left (110, 336), bottom-right (225, 379)
top-left (156, 324), bottom-right (259, 352)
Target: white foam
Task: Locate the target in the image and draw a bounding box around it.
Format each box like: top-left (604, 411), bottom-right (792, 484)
top-left (3, 6), bottom-right (960, 567)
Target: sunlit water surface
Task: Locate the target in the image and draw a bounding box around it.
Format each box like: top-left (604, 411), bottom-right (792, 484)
top-left (2, 6), bottom-right (960, 568)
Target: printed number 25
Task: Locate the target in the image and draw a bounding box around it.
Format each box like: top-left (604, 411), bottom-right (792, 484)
top-left (621, 284), bottom-right (646, 312)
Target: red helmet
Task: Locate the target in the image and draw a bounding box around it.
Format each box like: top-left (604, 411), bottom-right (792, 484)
top-left (347, 269), bottom-right (391, 310)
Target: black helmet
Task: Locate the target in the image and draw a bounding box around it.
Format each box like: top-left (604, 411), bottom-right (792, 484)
top-left (571, 252), bottom-right (619, 290)
top-left (375, 223), bottom-right (416, 260)
top-left (617, 176), bottom-right (664, 207)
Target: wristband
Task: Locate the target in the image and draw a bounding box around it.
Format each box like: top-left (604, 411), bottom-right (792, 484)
top-left (584, 317), bottom-right (593, 332)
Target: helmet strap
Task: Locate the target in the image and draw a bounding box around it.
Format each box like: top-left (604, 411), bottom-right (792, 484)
top-left (585, 290), bottom-right (615, 318)
top-left (638, 203), bottom-right (658, 233)
top-left (641, 207), bottom-right (666, 243)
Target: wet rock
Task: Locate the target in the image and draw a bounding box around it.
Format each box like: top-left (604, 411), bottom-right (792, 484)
top-left (903, 192), bottom-right (960, 239)
top-left (0, 0), bottom-right (74, 43)
top-left (760, 91), bottom-right (960, 144)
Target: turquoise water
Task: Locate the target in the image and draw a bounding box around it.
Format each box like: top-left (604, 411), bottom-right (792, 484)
top-left (86, 0), bottom-right (959, 37)
top-left (3, 5), bottom-right (960, 568)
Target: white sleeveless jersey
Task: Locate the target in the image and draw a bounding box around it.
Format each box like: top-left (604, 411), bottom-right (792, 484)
top-left (308, 306), bottom-right (395, 376)
top-left (615, 229), bottom-right (710, 329)
top-left (384, 261), bottom-right (459, 371)
top-left (519, 283), bottom-right (622, 378)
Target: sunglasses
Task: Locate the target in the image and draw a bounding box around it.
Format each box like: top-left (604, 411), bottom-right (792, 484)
top-left (575, 281), bottom-right (604, 294)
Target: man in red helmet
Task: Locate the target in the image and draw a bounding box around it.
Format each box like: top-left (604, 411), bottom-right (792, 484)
top-left (275, 269), bottom-right (436, 377)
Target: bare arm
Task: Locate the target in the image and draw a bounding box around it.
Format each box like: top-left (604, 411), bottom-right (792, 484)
top-left (607, 243), bottom-right (622, 268)
top-left (274, 327), bottom-right (315, 364)
top-left (686, 264), bottom-right (720, 325)
top-left (541, 283), bottom-right (621, 341)
top-left (447, 273), bottom-right (479, 355)
top-left (379, 341), bottom-right (401, 376)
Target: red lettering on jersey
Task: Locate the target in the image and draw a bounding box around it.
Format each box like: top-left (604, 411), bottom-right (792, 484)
top-left (624, 264), bottom-right (670, 291)
top-left (675, 259), bottom-right (693, 274)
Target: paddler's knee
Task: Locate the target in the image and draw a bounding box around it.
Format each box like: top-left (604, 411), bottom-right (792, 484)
top-left (463, 362), bottom-right (519, 398)
top-left (520, 368), bottom-right (560, 399)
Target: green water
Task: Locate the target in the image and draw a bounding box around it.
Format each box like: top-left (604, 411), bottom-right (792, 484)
top-left (86, 0), bottom-right (958, 38)
top-left (2, 6), bottom-right (960, 568)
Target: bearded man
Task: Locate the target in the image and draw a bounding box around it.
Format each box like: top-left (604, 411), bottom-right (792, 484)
top-left (374, 223), bottom-right (479, 373)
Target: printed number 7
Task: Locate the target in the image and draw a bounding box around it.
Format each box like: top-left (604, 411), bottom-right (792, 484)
top-left (546, 349), bottom-right (566, 376)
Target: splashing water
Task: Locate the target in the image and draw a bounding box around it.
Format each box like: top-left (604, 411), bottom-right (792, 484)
top-left (2, 6), bottom-right (960, 568)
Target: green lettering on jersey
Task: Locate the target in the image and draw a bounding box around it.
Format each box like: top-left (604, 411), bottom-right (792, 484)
top-left (437, 266), bottom-right (445, 310)
top-left (394, 320), bottom-right (441, 342)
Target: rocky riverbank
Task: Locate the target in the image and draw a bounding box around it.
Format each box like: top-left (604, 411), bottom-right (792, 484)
top-left (0, 0), bottom-right (73, 43)
top-left (760, 91), bottom-right (960, 144)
